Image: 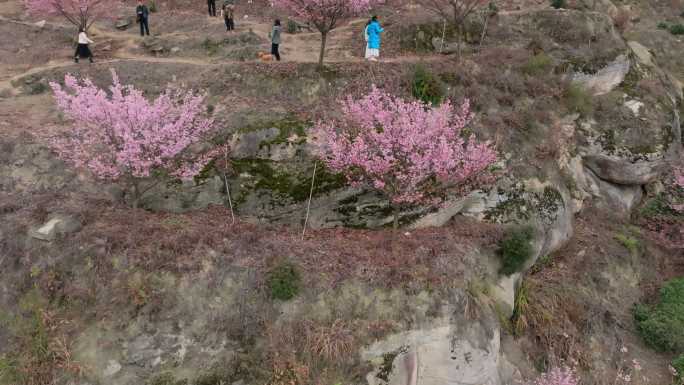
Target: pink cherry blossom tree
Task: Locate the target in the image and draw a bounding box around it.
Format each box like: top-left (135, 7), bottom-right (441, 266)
top-left (49, 69), bottom-right (219, 208)
top-left (314, 86), bottom-right (497, 228)
top-left (271, 0), bottom-right (377, 67)
top-left (24, 0), bottom-right (117, 30)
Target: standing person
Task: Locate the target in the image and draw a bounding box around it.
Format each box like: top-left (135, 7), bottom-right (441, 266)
top-left (270, 19), bottom-right (282, 61)
top-left (366, 15), bottom-right (384, 61)
top-left (364, 19), bottom-right (371, 60)
top-left (74, 27), bottom-right (94, 63)
top-left (222, 2), bottom-right (235, 31)
top-left (136, 0), bottom-right (150, 36)
top-left (208, 0), bottom-right (217, 16)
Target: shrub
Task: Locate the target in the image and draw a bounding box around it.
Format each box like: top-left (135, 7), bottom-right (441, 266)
top-left (614, 232), bottom-right (640, 255)
top-left (499, 226), bottom-right (535, 276)
top-left (564, 83), bottom-right (593, 117)
top-left (550, 0), bottom-right (566, 9)
top-left (267, 261), bottom-right (301, 301)
top-left (522, 53), bottom-right (553, 76)
top-left (673, 354), bottom-right (684, 381)
top-left (639, 195), bottom-right (673, 219)
top-left (286, 19), bottom-right (298, 34)
top-left (634, 277), bottom-right (684, 352)
top-left (149, 0), bottom-right (157, 12)
top-left (411, 65), bottom-right (445, 105)
top-left (670, 23), bottom-right (684, 35)
top-left (658, 21), bottom-right (670, 30)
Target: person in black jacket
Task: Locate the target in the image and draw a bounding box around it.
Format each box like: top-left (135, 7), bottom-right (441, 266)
top-left (136, 0), bottom-right (150, 36)
top-left (208, 0), bottom-right (217, 16)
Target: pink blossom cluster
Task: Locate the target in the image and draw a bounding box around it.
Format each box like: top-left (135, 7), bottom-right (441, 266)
top-left (314, 86), bottom-right (497, 205)
top-left (271, 0), bottom-right (374, 31)
top-left (49, 70), bottom-right (217, 182)
top-left (525, 366), bottom-right (579, 385)
top-left (24, 0), bottom-right (117, 28)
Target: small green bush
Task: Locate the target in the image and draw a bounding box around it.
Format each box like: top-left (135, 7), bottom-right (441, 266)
top-left (639, 195), bottom-right (673, 219)
top-left (658, 21), bottom-right (670, 30)
top-left (522, 53), bottom-right (553, 75)
top-left (634, 277), bottom-right (684, 352)
top-left (498, 226), bottom-right (535, 276)
top-left (550, 0), bottom-right (566, 9)
top-left (411, 65), bottom-right (445, 106)
top-left (614, 233), bottom-right (640, 255)
top-left (673, 354), bottom-right (684, 381)
top-left (670, 24), bottom-right (684, 35)
top-left (202, 38), bottom-right (220, 56)
top-left (286, 19), bottom-right (298, 34)
top-left (267, 261), bottom-right (301, 301)
top-left (565, 83), bottom-right (593, 117)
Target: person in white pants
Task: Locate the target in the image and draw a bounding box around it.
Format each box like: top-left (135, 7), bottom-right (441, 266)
top-left (364, 19), bottom-right (371, 60)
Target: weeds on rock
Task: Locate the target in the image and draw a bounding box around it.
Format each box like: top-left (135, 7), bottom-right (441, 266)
top-left (564, 83), bottom-right (593, 117)
top-left (498, 226), bottom-right (535, 276)
top-left (411, 64), bottom-right (445, 106)
top-left (634, 277), bottom-right (684, 352)
top-left (522, 53), bottom-right (553, 76)
top-left (267, 261), bottom-right (301, 301)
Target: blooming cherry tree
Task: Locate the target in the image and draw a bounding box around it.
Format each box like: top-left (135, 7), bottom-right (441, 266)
top-left (24, 0), bottom-right (117, 30)
top-left (314, 86), bottom-right (497, 228)
top-left (271, 0), bottom-right (377, 67)
top-left (49, 69), bottom-right (219, 208)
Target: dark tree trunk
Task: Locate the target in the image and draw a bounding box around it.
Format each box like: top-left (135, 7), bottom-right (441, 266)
top-left (318, 32), bottom-right (328, 69)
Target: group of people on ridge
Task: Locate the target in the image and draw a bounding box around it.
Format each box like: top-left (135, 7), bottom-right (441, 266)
top-left (73, 2), bottom-right (384, 64)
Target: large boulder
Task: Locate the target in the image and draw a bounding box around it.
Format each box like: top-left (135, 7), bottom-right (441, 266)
top-left (572, 54), bottom-right (630, 96)
top-left (362, 295), bottom-right (516, 385)
top-left (583, 154), bottom-right (666, 185)
top-left (29, 214), bottom-right (82, 241)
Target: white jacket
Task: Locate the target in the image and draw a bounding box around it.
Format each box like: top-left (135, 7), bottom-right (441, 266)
top-left (78, 32), bottom-right (94, 44)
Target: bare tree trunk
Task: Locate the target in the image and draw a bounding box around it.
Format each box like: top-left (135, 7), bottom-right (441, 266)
top-left (479, 14), bottom-right (489, 48)
top-left (457, 23), bottom-right (463, 60)
top-left (301, 162), bottom-right (317, 240)
top-left (392, 205), bottom-right (400, 229)
top-left (131, 181), bottom-right (140, 209)
top-left (318, 32), bottom-right (328, 69)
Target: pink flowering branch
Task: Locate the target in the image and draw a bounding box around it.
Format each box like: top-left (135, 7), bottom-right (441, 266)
top-left (314, 86), bottom-right (497, 228)
top-left (24, 0), bottom-right (119, 29)
top-left (49, 69), bottom-right (219, 208)
top-left (525, 366), bottom-right (579, 385)
top-left (271, 0), bottom-right (378, 67)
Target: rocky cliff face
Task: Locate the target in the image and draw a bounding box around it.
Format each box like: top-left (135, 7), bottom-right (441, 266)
top-left (0, 1), bottom-right (682, 384)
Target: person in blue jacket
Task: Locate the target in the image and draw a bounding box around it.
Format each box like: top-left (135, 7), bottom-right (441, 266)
top-left (366, 15), bottom-right (384, 61)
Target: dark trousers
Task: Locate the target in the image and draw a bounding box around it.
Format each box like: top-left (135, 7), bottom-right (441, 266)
top-left (208, 0), bottom-right (216, 16)
top-left (271, 43), bottom-right (280, 61)
top-left (225, 17), bottom-right (234, 31)
top-left (74, 44), bottom-right (93, 62)
top-left (139, 17), bottom-right (149, 36)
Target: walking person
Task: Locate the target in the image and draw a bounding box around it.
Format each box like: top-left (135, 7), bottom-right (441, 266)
top-left (270, 19), bottom-right (282, 61)
top-left (208, 0), bottom-right (217, 16)
top-left (366, 15), bottom-right (384, 61)
top-left (136, 0), bottom-right (150, 36)
top-left (74, 27), bottom-right (94, 63)
top-left (222, 2), bottom-right (235, 31)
